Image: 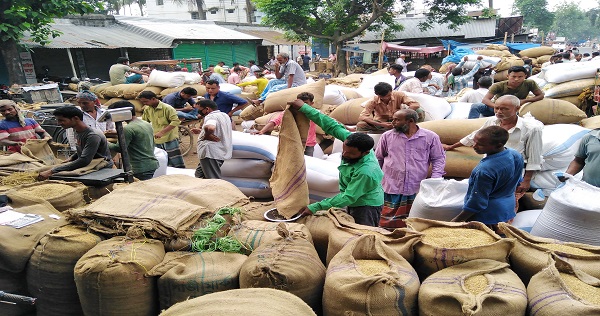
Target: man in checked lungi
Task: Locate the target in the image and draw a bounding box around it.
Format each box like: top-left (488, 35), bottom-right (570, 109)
top-left (375, 109), bottom-right (446, 228)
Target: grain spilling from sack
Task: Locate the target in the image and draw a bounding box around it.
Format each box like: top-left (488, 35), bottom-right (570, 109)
top-left (421, 227), bottom-right (496, 248)
top-left (464, 275), bottom-right (488, 294)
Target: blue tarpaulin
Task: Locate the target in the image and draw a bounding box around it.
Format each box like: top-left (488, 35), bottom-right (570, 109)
top-left (442, 47), bottom-right (475, 64)
top-left (490, 42), bottom-right (540, 53)
top-left (439, 39), bottom-right (470, 51)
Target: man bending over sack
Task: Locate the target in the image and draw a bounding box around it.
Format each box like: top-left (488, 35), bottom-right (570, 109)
top-left (290, 99), bottom-right (384, 227)
top-left (451, 126), bottom-right (523, 232)
top-left (0, 100), bottom-right (50, 152)
top-left (38, 106), bottom-right (113, 180)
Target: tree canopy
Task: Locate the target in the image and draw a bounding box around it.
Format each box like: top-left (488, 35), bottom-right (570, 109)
top-left (551, 2), bottom-right (597, 41)
top-left (513, 0), bottom-right (554, 32)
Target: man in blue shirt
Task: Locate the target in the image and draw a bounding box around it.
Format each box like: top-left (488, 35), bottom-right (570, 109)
top-left (451, 126), bottom-right (524, 229)
top-left (204, 80), bottom-right (249, 117)
top-left (162, 87), bottom-right (198, 120)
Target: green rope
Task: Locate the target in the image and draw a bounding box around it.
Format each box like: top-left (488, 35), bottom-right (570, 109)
top-left (191, 207), bottom-right (246, 253)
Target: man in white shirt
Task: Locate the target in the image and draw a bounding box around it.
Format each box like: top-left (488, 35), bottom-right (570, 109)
top-left (421, 65), bottom-right (444, 96)
top-left (394, 54), bottom-right (411, 73)
top-left (66, 91), bottom-right (115, 150)
top-left (459, 76), bottom-right (493, 103)
top-left (191, 99), bottom-right (232, 179)
top-left (398, 68), bottom-right (430, 94)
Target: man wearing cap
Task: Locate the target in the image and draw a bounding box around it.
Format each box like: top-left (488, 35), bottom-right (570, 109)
top-left (66, 91), bottom-right (116, 151)
top-left (108, 57), bottom-right (149, 85)
top-left (0, 100), bottom-right (51, 152)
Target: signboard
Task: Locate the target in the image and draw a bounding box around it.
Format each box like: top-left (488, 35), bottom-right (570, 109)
top-left (19, 52), bottom-right (37, 84)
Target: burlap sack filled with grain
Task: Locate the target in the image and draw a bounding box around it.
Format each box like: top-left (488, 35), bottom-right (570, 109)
top-left (239, 224), bottom-right (326, 312)
top-left (494, 56), bottom-right (525, 72)
top-left (329, 97), bottom-right (370, 125)
top-left (0, 270), bottom-right (35, 316)
top-left (239, 102), bottom-right (264, 121)
top-left (326, 210), bottom-right (421, 265)
top-left (6, 180), bottom-right (86, 211)
top-left (146, 251), bottom-right (248, 310)
top-left (263, 79), bottom-right (326, 114)
top-left (554, 95), bottom-right (581, 107)
top-left (536, 55), bottom-right (552, 64)
top-left (499, 223), bottom-right (600, 285)
top-left (338, 88), bottom-right (362, 100)
top-left (239, 201), bottom-right (276, 221)
top-left (580, 115), bottom-right (600, 129)
top-left (419, 259), bottom-right (527, 316)
top-left (228, 220), bottom-right (313, 251)
top-left (520, 99), bottom-right (587, 124)
top-left (253, 111), bottom-right (281, 130)
top-left (102, 97), bottom-right (125, 108)
top-left (326, 74), bottom-right (364, 88)
top-left (90, 82), bottom-right (111, 99)
top-left (141, 85), bottom-right (164, 95)
top-left (544, 78), bottom-right (596, 98)
top-left (418, 118), bottom-right (487, 145)
top-left (494, 70), bottom-right (509, 82)
top-left (159, 288), bottom-right (317, 316)
top-left (295, 209), bottom-right (355, 264)
top-left (0, 202), bottom-right (68, 273)
top-left (74, 237), bottom-right (165, 316)
top-left (486, 44), bottom-right (509, 51)
top-left (439, 62), bottom-right (456, 74)
top-left (520, 46), bottom-right (555, 58)
top-left (476, 50), bottom-right (509, 58)
top-left (269, 107), bottom-right (310, 218)
top-left (27, 224), bottom-right (104, 316)
top-left (128, 99), bottom-right (146, 115)
top-left (159, 84), bottom-right (207, 98)
top-left (323, 234), bottom-right (420, 316)
top-left (406, 218), bottom-right (514, 278)
top-left (444, 146), bottom-right (483, 179)
top-left (527, 254), bottom-right (600, 315)
top-left (20, 138), bottom-right (62, 165)
top-left (102, 83), bottom-right (147, 99)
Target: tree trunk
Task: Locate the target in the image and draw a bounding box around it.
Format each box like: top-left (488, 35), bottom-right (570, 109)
top-left (333, 40), bottom-right (347, 76)
top-left (245, 0), bottom-right (254, 23)
top-left (138, 1), bottom-right (144, 16)
top-left (0, 39), bottom-right (26, 85)
top-left (195, 0), bottom-right (207, 19)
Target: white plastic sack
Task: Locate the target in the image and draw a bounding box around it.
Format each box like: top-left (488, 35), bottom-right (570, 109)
top-left (543, 59), bottom-right (600, 83)
top-left (529, 74), bottom-right (548, 89)
top-left (176, 72), bottom-right (201, 84)
top-left (306, 77), bottom-right (316, 84)
top-left (530, 170), bottom-right (583, 190)
top-left (512, 209), bottom-right (543, 233)
top-left (323, 85), bottom-right (348, 106)
top-left (221, 158), bottom-right (273, 179)
top-left (358, 75), bottom-right (395, 93)
top-left (530, 176), bottom-right (600, 246)
top-left (242, 75), bottom-right (257, 83)
top-left (232, 131), bottom-right (279, 161)
top-left (152, 148), bottom-right (168, 178)
top-left (219, 83), bottom-right (243, 95)
top-left (147, 70), bottom-right (186, 88)
top-left (445, 102), bottom-right (473, 119)
top-left (404, 92), bottom-right (452, 121)
top-left (165, 167), bottom-right (196, 177)
top-left (222, 177), bottom-right (271, 199)
top-left (408, 178), bottom-right (469, 221)
top-left (541, 124), bottom-right (590, 171)
top-left (305, 156), bottom-right (340, 193)
top-left (464, 55), bottom-right (501, 68)
top-left (311, 143), bottom-right (324, 159)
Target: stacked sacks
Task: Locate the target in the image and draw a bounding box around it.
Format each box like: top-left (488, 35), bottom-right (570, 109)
top-left (102, 83), bottom-right (148, 99)
top-left (323, 234), bottom-right (420, 316)
top-left (295, 209), bottom-right (355, 264)
top-left (527, 255), bottom-right (600, 315)
top-left (228, 220), bottom-right (313, 251)
top-left (580, 115), bottom-right (600, 129)
top-left (419, 259), bottom-right (527, 316)
top-left (329, 97), bottom-right (370, 125)
top-left (323, 85), bottom-right (348, 106)
top-left (355, 74), bottom-right (395, 98)
top-left (147, 69), bottom-right (186, 88)
top-left (159, 84), bottom-right (207, 98)
top-left (499, 223), bottom-right (600, 285)
top-left (74, 237), bottom-right (166, 316)
top-left (404, 92), bottom-right (452, 121)
top-left (239, 224), bottom-right (326, 313)
top-left (541, 59), bottom-right (600, 84)
top-left (263, 79), bottom-right (326, 114)
top-left (304, 155), bottom-right (340, 202)
top-left (494, 56), bottom-right (525, 72)
top-left (409, 178), bottom-right (469, 221)
top-left (406, 218), bottom-right (514, 278)
top-left (531, 176), bottom-right (600, 246)
top-left (519, 46), bottom-right (556, 59)
top-left (519, 99), bottom-right (587, 125)
top-left (27, 225), bottom-right (104, 316)
top-left (225, 132), bottom-right (278, 198)
top-left (146, 251), bottom-right (249, 310)
top-left (443, 147), bottom-right (483, 179)
top-left (544, 78), bottom-right (596, 99)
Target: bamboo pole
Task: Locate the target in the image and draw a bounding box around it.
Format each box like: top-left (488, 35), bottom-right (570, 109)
top-left (378, 30), bottom-right (385, 69)
top-left (503, 32), bottom-right (508, 45)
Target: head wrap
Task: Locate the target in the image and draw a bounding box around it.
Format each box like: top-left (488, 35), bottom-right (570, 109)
top-left (0, 100), bottom-right (26, 127)
top-left (76, 90), bottom-right (101, 107)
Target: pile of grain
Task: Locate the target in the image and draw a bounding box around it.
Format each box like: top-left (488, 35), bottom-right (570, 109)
top-left (421, 227), bottom-right (496, 248)
top-left (538, 243), bottom-right (596, 256)
top-left (0, 172), bottom-right (38, 187)
top-left (559, 273), bottom-right (600, 305)
top-left (464, 275), bottom-right (488, 294)
top-left (355, 260), bottom-right (389, 276)
top-left (17, 183), bottom-right (76, 199)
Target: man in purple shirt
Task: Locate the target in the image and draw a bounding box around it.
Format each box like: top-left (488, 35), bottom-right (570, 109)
top-left (375, 109), bottom-right (446, 228)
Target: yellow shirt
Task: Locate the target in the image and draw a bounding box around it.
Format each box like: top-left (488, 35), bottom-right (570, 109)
top-left (237, 77), bottom-right (269, 96)
top-left (141, 101), bottom-right (180, 144)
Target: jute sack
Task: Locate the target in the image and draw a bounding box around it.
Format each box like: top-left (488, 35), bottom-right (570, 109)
top-left (240, 201), bottom-right (276, 221)
top-left (520, 98), bottom-right (587, 124)
top-left (527, 254), bottom-right (600, 315)
top-left (102, 83), bottom-right (147, 99)
top-left (253, 111), bottom-right (282, 129)
top-left (495, 56), bottom-right (525, 72)
top-left (263, 79), bottom-right (326, 114)
top-left (486, 44), bottom-right (509, 51)
top-left (580, 115), bottom-right (600, 129)
top-left (0, 202), bottom-right (67, 273)
top-left (418, 118), bottom-right (487, 145)
top-left (338, 87), bottom-right (362, 100)
top-left (159, 84), bottom-right (207, 98)
top-left (159, 288), bottom-right (316, 316)
top-left (406, 218), bottom-right (514, 278)
top-left (499, 223), bottom-right (600, 285)
top-left (439, 62), bottom-right (456, 74)
top-left (0, 270), bottom-right (35, 316)
top-left (323, 234), bottom-right (420, 316)
top-left (537, 55), bottom-right (552, 64)
top-left (147, 251), bottom-right (248, 310)
top-left (554, 95), bottom-right (581, 107)
top-left (475, 49), bottom-right (506, 57)
top-left (419, 259), bottom-right (527, 316)
top-left (520, 46), bottom-right (555, 58)
top-left (27, 224), bottom-right (104, 316)
top-left (74, 237), bottom-right (165, 316)
top-left (295, 209), bottom-right (355, 265)
top-left (444, 146), bottom-right (483, 179)
top-left (141, 85), bottom-right (164, 95)
top-left (20, 138), bottom-right (62, 165)
top-left (494, 70), bottom-right (509, 82)
top-left (544, 78), bottom-right (596, 98)
top-left (90, 82), bottom-right (112, 99)
top-left (239, 102), bottom-right (264, 121)
top-left (329, 97), bottom-right (370, 125)
top-left (128, 99), bottom-right (146, 116)
top-left (228, 220), bottom-right (313, 251)
top-left (103, 97), bottom-right (125, 107)
top-left (239, 224), bottom-right (326, 312)
top-left (7, 180), bottom-right (86, 212)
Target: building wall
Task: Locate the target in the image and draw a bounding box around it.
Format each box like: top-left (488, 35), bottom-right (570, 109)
top-left (146, 0), bottom-right (265, 23)
top-left (173, 42), bottom-right (257, 67)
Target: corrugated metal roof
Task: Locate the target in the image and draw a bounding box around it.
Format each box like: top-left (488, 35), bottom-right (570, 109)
top-left (233, 29), bottom-right (304, 45)
top-left (360, 17), bottom-right (497, 41)
top-left (115, 16), bottom-right (261, 41)
top-left (21, 18), bottom-right (171, 49)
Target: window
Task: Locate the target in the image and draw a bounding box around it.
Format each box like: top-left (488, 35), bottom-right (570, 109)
top-left (191, 12), bottom-right (199, 19)
top-left (227, 9), bottom-right (235, 13)
top-left (210, 10), bottom-right (217, 14)
top-left (156, 0), bottom-right (163, 5)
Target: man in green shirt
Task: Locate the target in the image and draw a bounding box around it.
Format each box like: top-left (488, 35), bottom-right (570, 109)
top-left (107, 101), bottom-right (159, 180)
top-left (291, 100), bottom-right (384, 226)
top-left (139, 91), bottom-right (185, 168)
top-left (468, 66), bottom-right (544, 119)
top-left (108, 57), bottom-right (148, 85)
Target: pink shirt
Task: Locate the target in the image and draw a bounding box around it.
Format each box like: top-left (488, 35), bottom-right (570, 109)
top-left (375, 127), bottom-right (446, 195)
top-left (271, 112), bottom-right (317, 147)
top-left (228, 72), bottom-right (241, 84)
